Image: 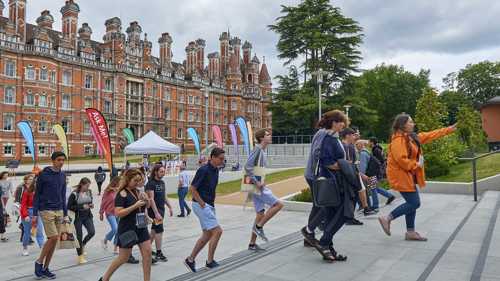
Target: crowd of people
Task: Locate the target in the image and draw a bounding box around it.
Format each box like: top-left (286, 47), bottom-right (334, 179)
top-left (0, 113), bottom-right (458, 280)
top-left (301, 110), bottom-right (456, 262)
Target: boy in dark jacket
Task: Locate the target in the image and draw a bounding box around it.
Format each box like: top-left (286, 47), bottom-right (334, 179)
top-left (33, 152), bottom-right (69, 279)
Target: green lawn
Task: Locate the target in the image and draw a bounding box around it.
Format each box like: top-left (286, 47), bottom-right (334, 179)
top-left (430, 153), bottom-right (500, 182)
top-left (169, 168), bottom-right (305, 198)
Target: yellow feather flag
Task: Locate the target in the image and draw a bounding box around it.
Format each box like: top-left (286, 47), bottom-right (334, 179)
top-left (53, 124), bottom-right (69, 157)
top-left (246, 121), bottom-right (254, 150)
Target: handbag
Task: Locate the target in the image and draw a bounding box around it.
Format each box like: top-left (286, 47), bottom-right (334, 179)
top-left (312, 159), bottom-right (341, 207)
top-left (118, 230), bottom-right (139, 248)
top-left (240, 151), bottom-right (266, 193)
top-left (58, 222), bottom-right (79, 250)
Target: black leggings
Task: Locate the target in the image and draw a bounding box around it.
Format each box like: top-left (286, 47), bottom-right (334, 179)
top-left (0, 203), bottom-right (5, 234)
top-left (97, 182), bottom-right (103, 194)
top-left (74, 216), bottom-right (95, 255)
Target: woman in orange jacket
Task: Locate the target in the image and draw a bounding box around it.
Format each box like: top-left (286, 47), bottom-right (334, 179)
top-left (378, 113), bottom-right (457, 241)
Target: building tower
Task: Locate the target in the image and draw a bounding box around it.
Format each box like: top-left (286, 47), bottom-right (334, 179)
top-left (60, 0), bottom-right (80, 49)
top-left (9, 0), bottom-right (26, 42)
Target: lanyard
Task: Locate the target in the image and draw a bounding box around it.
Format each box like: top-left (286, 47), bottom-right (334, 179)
top-left (126, 189), bottom-right (143, 212)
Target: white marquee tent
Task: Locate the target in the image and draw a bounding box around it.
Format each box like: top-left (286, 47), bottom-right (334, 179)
top-left (124, 131), bottom-right (180, 155)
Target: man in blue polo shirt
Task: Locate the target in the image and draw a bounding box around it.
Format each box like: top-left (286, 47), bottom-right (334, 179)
top-left (184, 148), bottom-right (225, 273)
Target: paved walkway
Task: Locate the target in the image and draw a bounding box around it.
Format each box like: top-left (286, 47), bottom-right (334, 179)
top-left (216, 176), bottom-right (308, 206)
top-left (2, 189), bottom-right (499, 281)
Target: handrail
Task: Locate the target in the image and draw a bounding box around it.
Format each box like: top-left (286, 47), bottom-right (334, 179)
top-left (458, 150), bottom-right (500, 202)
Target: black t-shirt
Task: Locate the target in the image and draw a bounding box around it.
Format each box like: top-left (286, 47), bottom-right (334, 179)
top-left (145, 178), bottom-right (166, 214)
top-left (115, 189), bottom-right (144, 233)
top-left (191, 162), bottom-right (219, 207)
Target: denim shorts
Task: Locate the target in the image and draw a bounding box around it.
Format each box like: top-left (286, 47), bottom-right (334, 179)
top-left (252, 187), bottom-right (279, 213)
top-left (192, 202), bottom-right (219, 231)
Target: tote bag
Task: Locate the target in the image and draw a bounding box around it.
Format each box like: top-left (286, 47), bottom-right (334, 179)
top-left (240, 152), bottom-right (266, 193)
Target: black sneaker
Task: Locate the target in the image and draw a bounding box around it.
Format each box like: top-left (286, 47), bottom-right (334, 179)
top-left (152, 256), bottom-right (158, 264)
top-left (177, 214), bottom-right (185, 217)
top-left (42, 268), bottom-right (56, 280)
top-left (346, 218), bottom-right (364, 225)
top-left (187, 208), bottom-right (191, 216)
top-left (364, 208), bottom-right (377, 216)
top-left (206, 260), bottom-right (220, 269)
top-left (156, 251), bottom-right (168, 262)
top-left (248, 244), bottom-right (266, 251)
top-left (184, 258), bottom-right (196, 272)
top-left (253, 225), bottom-right (269, 242)
top-left (386, 196), bottom-right (396, 205)
top-left (127, 255), bottom-right (139, 264)
top-left (301, 226), bottom-right (317, 247)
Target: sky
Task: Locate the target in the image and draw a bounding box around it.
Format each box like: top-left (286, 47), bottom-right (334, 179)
top-left (21, 0), bottom-right (500, 90)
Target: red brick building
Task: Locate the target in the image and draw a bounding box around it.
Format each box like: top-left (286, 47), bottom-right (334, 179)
top-left (0, 0), bottom-right (272, 159)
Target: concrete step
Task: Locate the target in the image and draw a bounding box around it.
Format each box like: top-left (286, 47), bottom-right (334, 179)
top-left (423, 191), bottom-right (500, 281)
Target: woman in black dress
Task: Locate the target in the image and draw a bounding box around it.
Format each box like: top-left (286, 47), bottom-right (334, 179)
top-left (100, 169), bottom-right (152, 281)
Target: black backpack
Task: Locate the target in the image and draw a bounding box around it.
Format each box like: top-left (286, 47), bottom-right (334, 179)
top-left (365, 153), bottom-right (383, 178)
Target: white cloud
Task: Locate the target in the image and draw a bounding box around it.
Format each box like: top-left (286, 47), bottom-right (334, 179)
top-left (20, 0), bottom-right (500, 89)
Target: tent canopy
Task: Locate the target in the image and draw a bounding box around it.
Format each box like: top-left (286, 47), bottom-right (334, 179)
top-left (124, 131), bottom-right (180, 155)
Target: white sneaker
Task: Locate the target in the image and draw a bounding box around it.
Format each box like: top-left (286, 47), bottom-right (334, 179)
top-left (101, 239), bottom-right (108, 250)
top-left (22, 250), bottom-right (29, 256)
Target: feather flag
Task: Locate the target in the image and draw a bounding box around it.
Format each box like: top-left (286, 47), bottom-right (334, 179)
top-left (187, 128), bottom-right (201, 156)
top-left (122, 128), bottom-right (135, 144)
top-left (85, 108), bottom-right (113, 171)
top-left (17, 121), bottom-right (36, 164)
top-left (235, 116), bottom-right (250, 155)
top-left (211, 125), bottom-right (224, 148)
top-left (52, 124), bottom-right (69, 157)
top-left (90, 125), bottom-right (103, 156)
top-left (228, 123), bottom-right (239, 162)
top-left (246, 121), bottom-right (254, 150)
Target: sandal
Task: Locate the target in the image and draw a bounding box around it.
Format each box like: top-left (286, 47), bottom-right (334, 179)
top-left (329, 245), bottom-right (347, 262)
top-left (313, 244), bottom-right (335, 262)
top-left (405, 232), bottom-right (428, 241)
top-left (1, 237), bottom-right (8, 242)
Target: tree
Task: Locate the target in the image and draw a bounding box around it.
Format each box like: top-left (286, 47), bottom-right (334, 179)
top-left (456, 105), bottom-right (487, 153)
top-left (338, 64), bottom-right (430, 140)
top-left (438, 90), bottom-right (472, 124)
top-left (269, 0), bottom-right (363, 92)
top-left (415, 89), bottom-right (465, 177)
top-left (455, 61), bottom-right (500, 105)
top-left (268, 66), bottom-right (318, 136)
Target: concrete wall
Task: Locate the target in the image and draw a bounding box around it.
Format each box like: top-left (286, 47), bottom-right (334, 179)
top-left (423, 174), bottom-right (500, 195)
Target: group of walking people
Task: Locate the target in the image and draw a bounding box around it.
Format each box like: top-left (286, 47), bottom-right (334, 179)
top-left (0, 111), bottom-right (458, 280)
top-left (301, 110), bottom-right (457, 261)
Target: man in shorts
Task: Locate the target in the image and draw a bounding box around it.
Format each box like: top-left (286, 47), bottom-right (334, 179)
top-left (33, 152), bottom-right (69, 279)
top-left (184, 148), bottom-right (225, 272)
top-left (245, 129), bottom-right (283, 250)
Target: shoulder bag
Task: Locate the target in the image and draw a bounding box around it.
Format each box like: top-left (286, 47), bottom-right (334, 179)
top-left (312, 158), bottom-right (341, 207)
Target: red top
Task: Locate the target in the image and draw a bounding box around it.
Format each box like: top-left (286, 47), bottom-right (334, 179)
top-left (20, 191), bottom-right (34, 219)
top-left (99, 189), bottom-right (117, 216)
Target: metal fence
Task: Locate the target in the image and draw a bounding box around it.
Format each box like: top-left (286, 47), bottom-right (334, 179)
top-left (271, 135), bottom-right (314, 144)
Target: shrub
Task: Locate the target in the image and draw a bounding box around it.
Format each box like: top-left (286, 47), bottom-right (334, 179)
top-left (293, 188), bottom-right (312, 202)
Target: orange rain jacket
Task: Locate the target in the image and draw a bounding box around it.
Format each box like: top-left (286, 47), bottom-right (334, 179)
top-left (386, 127), bottom-right (455, 192)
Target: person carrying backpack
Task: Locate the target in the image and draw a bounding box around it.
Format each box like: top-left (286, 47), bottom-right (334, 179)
top-left (356, 140), bottom-right (395, 211)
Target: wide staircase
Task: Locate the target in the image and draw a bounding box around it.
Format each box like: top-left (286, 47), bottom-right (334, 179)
top-left (167, 191), bottom-right (500, 281)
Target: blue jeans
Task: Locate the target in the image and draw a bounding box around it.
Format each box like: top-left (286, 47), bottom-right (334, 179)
top-left (370, 187), bottom-right (394, 209)
top-left (178, 187), bottom-right (190, 215)
top-left (105, 215), bottom-right (118, 243)
top-left (22, 208), bottom-right (45, 248)
top-left (390, 188), bottom-right (421, 230)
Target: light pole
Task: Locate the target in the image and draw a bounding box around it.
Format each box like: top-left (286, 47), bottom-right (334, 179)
top-left (204, 87), bottom-right (209, 154)
top-left (313, 69), bottom-right (324, 121)
top-left (343, 104), bottom-right (352, 120)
